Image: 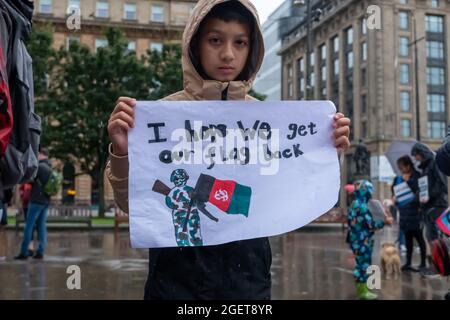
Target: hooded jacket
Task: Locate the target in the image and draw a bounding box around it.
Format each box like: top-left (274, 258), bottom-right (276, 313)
top-left (347, 180), bottom-right (385, 242)
top-left (436, 125), bottom-right (450, 176)
top-left (106, 0), bottom-right (271, 300)
top-left (30, 158), bottom-right (51, 205)
top-left (411, 142), bottom-right (448, 211)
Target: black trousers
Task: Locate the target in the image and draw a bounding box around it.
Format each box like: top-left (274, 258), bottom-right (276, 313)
top-left (404, 229), bottom-right (427, 266)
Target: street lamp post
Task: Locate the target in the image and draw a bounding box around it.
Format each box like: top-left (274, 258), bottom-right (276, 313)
top-left (293, 0), bottom-right (321, 100)
top-left (409, 15), bottom-right (425, 141)
top-left (306, 0), bottom-right (313, 100)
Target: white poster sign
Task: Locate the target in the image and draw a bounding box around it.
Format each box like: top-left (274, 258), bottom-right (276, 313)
top-left (128, 101), bottom-right (340, 248)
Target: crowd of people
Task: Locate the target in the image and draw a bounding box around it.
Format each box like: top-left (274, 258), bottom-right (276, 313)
top-left (346, 137), bottom-right (450, 300)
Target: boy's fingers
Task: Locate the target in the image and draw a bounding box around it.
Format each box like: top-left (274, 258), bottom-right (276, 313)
top-left (116, 97), bottom-right (136, 106)
top-left (334, 126), bottom-right (350, 138)
top-left (108, 118), bottom-right (131, 133)
top-left (334, 113), bottom-right (345, 120)
top-left (114, 102), bottom-right (135, 117)
top-left (334, 136), bottom-right (350, 148)
top-left (110, 111), bottom-right (134, 128)
top-left (336, 117), bottom-right (351, 127)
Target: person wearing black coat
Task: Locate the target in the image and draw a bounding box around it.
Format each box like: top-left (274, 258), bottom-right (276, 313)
top-left (393, 156), bottom-right (427, 271)
top-left (436, 125), bottom-right (450, 176)
top-left (411, 142), bottom-right (448, 242)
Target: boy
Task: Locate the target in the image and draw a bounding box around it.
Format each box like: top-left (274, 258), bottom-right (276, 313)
top-left (106, 0), bottom-right (351, 299)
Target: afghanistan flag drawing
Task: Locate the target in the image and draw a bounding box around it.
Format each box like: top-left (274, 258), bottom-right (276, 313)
top-left (192, 174), bottom-right (252, 217)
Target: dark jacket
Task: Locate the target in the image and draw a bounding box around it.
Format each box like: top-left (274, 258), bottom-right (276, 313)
top-left (411, 142), bottom-right (448, 212)
top-left (145, 238), bottom-right (272, 300)
top-left (30, 159), bottom-right (51, 205)
top-left (436, 125), bottom-right (450, 176)
top-left (393, 172), bottom-right (422, 231)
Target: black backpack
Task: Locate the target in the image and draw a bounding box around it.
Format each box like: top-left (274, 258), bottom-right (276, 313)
top-left (0, 0), bottom-right (41, 190)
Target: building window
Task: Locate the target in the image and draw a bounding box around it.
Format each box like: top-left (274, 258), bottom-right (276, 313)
top-left (39, 0), bottom-right (52, 14)
top-left (400, 91), bottom-right (411, 112)
top-left (346, 51), bottom-right (354, 69)
top-left (287, 64), bottom-right (293, 78)
top-left (427, 67), bottom-right (445, 85)
top-left (150, 42), bottom-right (163, 53)
top-left (401, 119), bottom-right (412, 137)
top-left (96, 1), bottom-right (109, 18)
top-left (346, 27), bottom-right (353, 46)
top-left (126, 41), bottom-right (136, 53)
top-left (334, 58), bottom-right (339, 76)
top-left (333, 36), bottom-right (339, 53)
top-left (427, 94), bottom-right (446, 113)
top-left (361, 42), bottom-right (367, 61)
top-left (124, 3), bottom-right (137, 20)
top-left (425, 15), bottom-right (444, 33)
top-left (399, 0), bottom-right (408, 4)
top-left (428, 121), bottom-right (446, 139)
top-left (321, 44), bottom-right (327, 61)
top-left (310, 52), bottom-right (315, 67)
top-left (399, 37), bottom-right (409, 57)
top-left (426, 40), bottom-right (444, 59)
top-left (299, 78), bottom-right (305, 97)
top-left (288, 82), bottom-right (293, 97)
top-left (95, 39), bottom-right (108, 52)
top-left (399, 11), bottom-right (409, 29)
top-left (67, 0), bottom-right (80, 14)
top-left (151, 5), bottom-right (164, 23)
top-left (431, 0), bottom-right (439, 8)
top-left (298, 57), bottom-right (305, 73)
top-left (400, 64), bottom-right (410, 84)
top-left (321, 65), bottom-right (327, 82)
top-left (361, 17), bottom-right (367, 35)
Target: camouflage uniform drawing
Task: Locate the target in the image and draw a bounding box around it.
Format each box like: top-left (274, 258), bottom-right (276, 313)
top-left (165, 169), bottom-right (203, 247)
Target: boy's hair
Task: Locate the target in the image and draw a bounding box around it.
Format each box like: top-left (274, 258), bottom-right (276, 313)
top-left (397, 155), bottom-right (413, 169)
top-left (203, 1), bottom-right (255, 26)
top-left (190, 1), bottom-right (256, 81)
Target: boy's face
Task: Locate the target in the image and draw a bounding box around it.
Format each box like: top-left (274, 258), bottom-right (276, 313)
top-left (198, 18), bottom-right (250, 82)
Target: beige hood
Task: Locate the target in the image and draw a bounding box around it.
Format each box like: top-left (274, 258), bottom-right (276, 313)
top-left (180, 0), bottom-right (265, 100)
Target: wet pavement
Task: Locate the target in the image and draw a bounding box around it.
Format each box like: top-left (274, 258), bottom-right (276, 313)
top-left (0, 225), bottom-right (448, 300)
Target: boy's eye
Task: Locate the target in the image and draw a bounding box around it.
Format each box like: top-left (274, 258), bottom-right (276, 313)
top-left (235, 40), bottom-right (248, 47)
top-left (208, 37), bottom-right (221, 45)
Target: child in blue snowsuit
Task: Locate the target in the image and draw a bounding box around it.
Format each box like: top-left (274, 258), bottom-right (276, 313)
top-left (347, 180), bottom-right (393, 300)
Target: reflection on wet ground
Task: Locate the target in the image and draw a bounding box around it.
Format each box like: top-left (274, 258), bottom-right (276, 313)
top-left (0, 226), bottom-right (448, 299)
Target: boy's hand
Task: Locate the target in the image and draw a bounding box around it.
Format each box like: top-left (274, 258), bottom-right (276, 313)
top-left (333, 113), bottom-right (351, 153)
top-left (108, 97), bottom-right (136, 156)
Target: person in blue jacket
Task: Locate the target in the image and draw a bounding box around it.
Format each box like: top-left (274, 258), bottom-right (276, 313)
top-left (393, 156), bottom-right (427, 272)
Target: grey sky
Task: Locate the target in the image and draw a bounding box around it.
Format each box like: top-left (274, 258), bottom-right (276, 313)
top-left (251, 0), bottom-right (286, 24)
